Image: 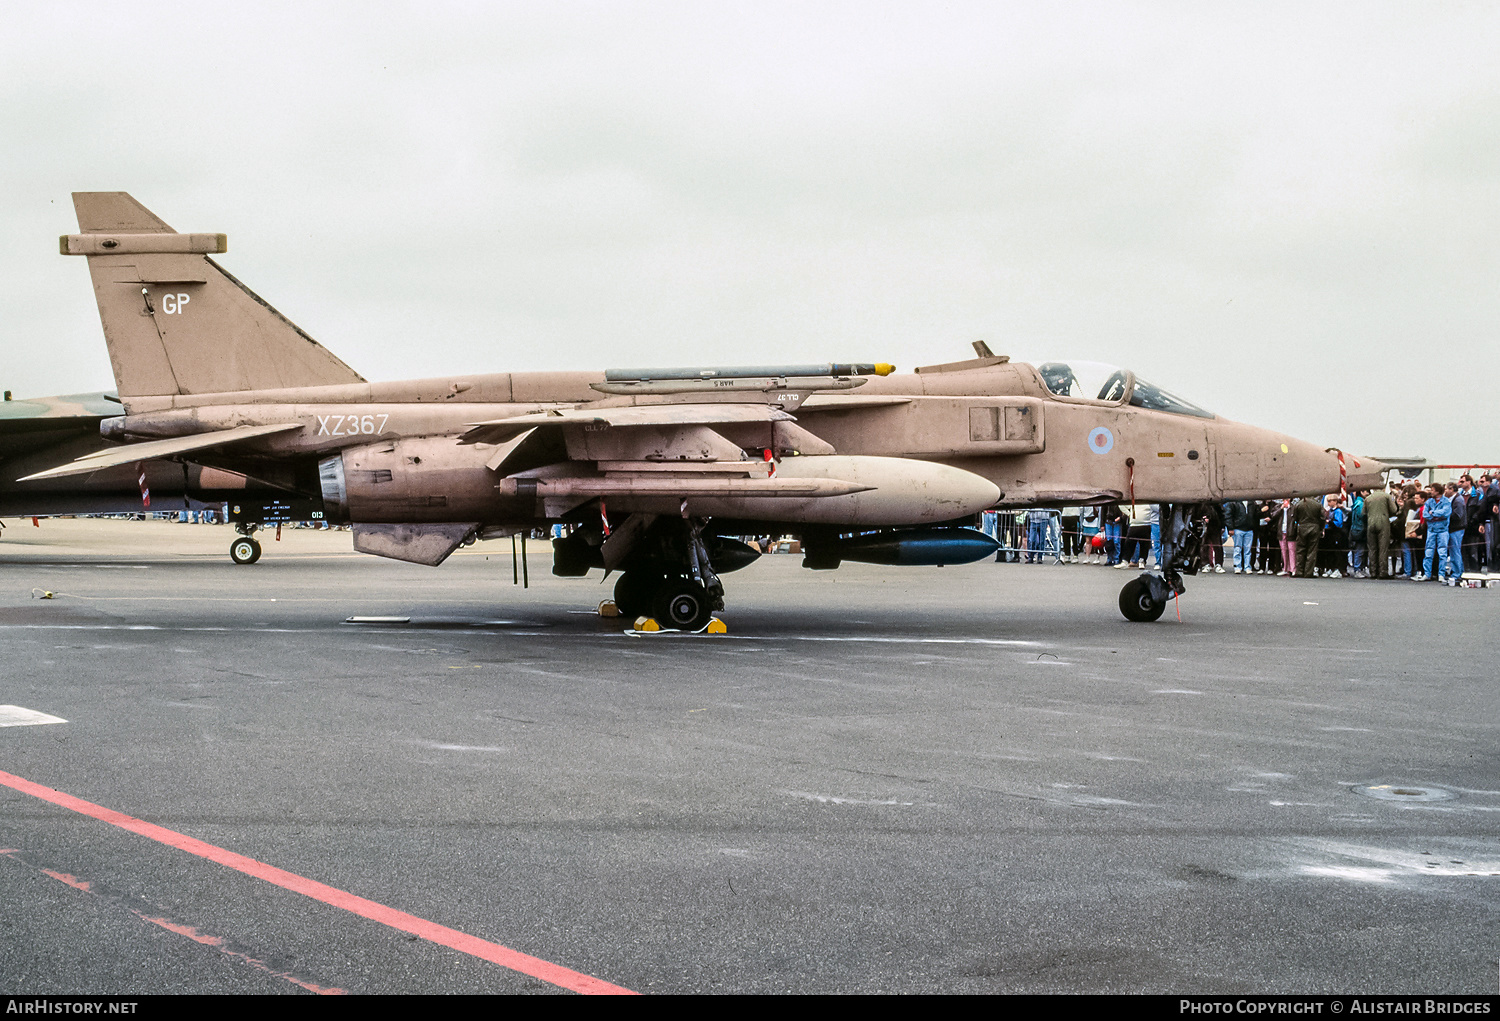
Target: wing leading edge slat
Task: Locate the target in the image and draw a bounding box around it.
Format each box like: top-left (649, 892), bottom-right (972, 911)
top-left (17, 423), bottom-right (302, 481)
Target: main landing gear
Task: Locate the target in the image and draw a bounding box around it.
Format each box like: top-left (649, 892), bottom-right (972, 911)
top-left (551, 509), bottom-right (759, 629)
top-left (614, 571), bottom-right (717, 630)
top-left (1117, 503), bottom-right (1206, 622)
top-left (608, 518), bottom-right (728, 631)
top-left (230, 524), bottom-right (262, 565)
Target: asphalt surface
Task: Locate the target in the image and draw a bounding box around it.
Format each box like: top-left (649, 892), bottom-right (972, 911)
top-left (0, 519), bottom-right (1496, 995)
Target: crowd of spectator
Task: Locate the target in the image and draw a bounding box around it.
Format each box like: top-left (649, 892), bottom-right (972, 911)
top-left (984, 472), bottom-right (1500, 585)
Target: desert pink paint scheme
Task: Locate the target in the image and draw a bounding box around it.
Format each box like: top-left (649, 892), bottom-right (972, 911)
top-left (7, 193), bottom-right (1384, 624)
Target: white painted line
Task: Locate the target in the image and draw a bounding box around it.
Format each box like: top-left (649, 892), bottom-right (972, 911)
top-left (724, 635), bottom-right (1044, 646)
top-left (0, 624), bottom-right (1041, 646)
top-left (0, 705), bottom-right (68, 728)
top-left (411, 740), bottom-right (508, 753)
top-left (784, 790), bottom-right (914, 806)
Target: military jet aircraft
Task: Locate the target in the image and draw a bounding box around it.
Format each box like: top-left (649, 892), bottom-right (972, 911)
top-left (10, 192), bottom-right (1386, 624)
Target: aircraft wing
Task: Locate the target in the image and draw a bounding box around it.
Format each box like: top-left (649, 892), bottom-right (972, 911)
top-left (17, 423), bottom-right (302, 481)
top-left (0, 392), bottom-right (121, 461)
top-left (460, 403), bottom-right (795, 446)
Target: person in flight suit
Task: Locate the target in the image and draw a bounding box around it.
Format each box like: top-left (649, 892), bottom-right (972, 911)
top-left (1293, 496), bottom-right (1326, 578)
top-left (1362, 484), bottom-right (1395, 579)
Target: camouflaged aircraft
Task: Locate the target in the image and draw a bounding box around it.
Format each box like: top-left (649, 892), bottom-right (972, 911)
top-left (8, 192), bottom-right (1386, 625)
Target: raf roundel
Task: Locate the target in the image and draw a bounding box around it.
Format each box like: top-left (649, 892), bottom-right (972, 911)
top-left (1087, 426), bottom-right (1114, 455)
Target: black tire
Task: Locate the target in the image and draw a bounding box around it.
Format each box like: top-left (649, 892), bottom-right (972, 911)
top-left (613, 571), bottom-right (661, 617)
top-left (1119, 578), bottom-right (1166, 622)
top-left (230, 537), bottom-right (260, 565)
top-left (653, 581), bottom-right (714, 631)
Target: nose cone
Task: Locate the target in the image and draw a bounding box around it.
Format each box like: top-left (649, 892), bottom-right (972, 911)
top-left (1342, 454), bottom-right (1389, 493)
top-left (1214, 419), bottom-right (1392, 499)
top-left (1268, 434), bottom-right (1344, 498)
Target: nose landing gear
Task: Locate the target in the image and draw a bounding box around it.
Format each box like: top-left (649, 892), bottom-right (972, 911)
top-left (1117, 503), bottom-right (1204, 622)
top-left (1119, 577), bottom-right (1166, 622)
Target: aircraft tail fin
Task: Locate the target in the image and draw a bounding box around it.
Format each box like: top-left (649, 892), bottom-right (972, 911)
top-left (65, 192), bottom-right (364, 399)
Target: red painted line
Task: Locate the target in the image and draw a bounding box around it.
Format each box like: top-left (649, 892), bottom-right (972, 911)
top-left (40, 867), bottom-right (91, 892)
top-left (129, 911), bottom-right (347, 995)
top-left (0, 769), bottom-right (636, 995)
top-left (137, 913), bottom-right (226, 946)
top-left (8, 850), bottom-right (346, 995)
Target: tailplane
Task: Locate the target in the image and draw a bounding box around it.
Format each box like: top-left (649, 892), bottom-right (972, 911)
top-left (65, 192), bottom-right (364, 398)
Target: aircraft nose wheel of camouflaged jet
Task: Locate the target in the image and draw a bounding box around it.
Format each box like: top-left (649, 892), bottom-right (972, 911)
top-left (229, 536), bottom-right (262, 565)
top-left (1119, 577), bottom-right (1166, 622)
top-left (654, 581), bottom-right (714, 631)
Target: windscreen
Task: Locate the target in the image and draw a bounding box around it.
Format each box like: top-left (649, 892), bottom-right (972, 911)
top-left (1128, 378), bottom-right (1214, 418)
top-left (1037, 361), bottom-right (1130, 403)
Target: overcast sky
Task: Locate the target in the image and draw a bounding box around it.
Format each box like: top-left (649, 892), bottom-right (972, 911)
top-left (4, 2), bottom-right (1498, 462)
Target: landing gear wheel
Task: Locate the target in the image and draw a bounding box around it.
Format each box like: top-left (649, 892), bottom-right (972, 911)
top-left (613, 571), bottom-right (662, 618)
top-left (1119, 577), bottom-right (1165, 622)
top-left (653, 581), bottom-right (713, 631)
top-left (230, 537), bottom-right (262, 565)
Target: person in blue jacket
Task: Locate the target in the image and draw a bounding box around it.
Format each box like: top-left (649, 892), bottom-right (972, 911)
top-left (1442, 482), bottom-right (1465, 583)
top-left (1418, 483), bottom-right (1451, 583)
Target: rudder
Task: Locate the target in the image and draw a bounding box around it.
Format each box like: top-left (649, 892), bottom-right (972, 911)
top-left (65, 192), bottom-right (364, 399)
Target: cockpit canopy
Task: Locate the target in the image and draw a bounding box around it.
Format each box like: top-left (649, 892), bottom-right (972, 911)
top-left (1036, 361), bottom-right (1214, 419)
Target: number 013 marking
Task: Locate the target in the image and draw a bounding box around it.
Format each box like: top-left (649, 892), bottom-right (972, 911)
top-left (315, 414), bottom-right (389, 437)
